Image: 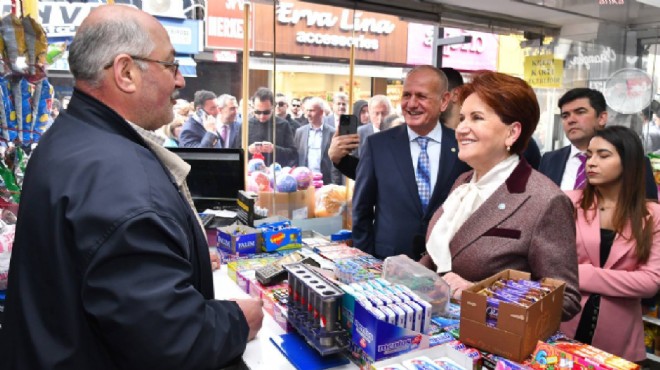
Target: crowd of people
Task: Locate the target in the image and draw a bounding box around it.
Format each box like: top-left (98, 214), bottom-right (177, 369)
top-left (0, 4), bottom-right (658, 370)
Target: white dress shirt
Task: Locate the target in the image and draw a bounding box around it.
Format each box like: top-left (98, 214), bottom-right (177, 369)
top-left (560, 145), bottom-right (584, 191)
top-left (407, 121), bottom-right (443, 194)
top-left (306, 124), bottom-right (323, 173)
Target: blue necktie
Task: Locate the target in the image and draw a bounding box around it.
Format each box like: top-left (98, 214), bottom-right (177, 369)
top-left (416, 136), bottom-right (431, 211)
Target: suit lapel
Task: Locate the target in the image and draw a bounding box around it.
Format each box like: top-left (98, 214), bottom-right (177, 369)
top-left (604, 225), bottom-right (636, 269)
top-left (450, 182), bottom-right (529, 259)
top-left (390, 125), bottom-right (423, 214)
top-left (576, 207), bottom-right (601, 267)
top-left (301, 126), bottom-right (310, 166)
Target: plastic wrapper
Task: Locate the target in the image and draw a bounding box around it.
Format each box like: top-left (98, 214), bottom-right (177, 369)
top-left (0, 14), bottom-right (28, 74)
top-left (21, 16), bottom-right (47, 77)
top-left (314, 184), bottom-right (347, 217)
top-left (8, 77), bottom-right (30, 143)
top-left (29, 79), bottom-right (52, 142)
top-left (46, 42), bottom-right (66, 65)
top-left (0, 219), bottom-right (15, 290)
top-left (0, 76), bottom-right (13, 141)
top-left (382, 254), bottom-right (450, 315)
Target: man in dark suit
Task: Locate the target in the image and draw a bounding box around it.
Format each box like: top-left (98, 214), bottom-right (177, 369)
top-left (294, 97), bottom-right (342, 185)
top-left (179, 89), bottom-right (221, 148)
top-left (215, 94), bottom-right (242, 148)
top-left (356, 95), bottom-right (392, 158)
top-left (323, 92), bottom-right (348, 128)
top-left (539, 88), bottom-right (657, 199)
top-left (352, 66), bottom-right (471, 260)
top-left (247, 87), bottom-right (297, 166)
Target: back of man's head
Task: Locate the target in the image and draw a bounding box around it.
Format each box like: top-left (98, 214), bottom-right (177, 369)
top-left (441, 67), bottom-right (464, 91)
top-left (69, 6), bottom-right (154, 89)
top-left (194, 90), bottom-right (217, 109)
top-left (558, 88), bottom-right (607, 115)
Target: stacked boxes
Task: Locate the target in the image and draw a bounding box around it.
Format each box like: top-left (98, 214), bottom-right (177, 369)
top-left (217, 225), bottom-right (261, 256)
top-left (257, 220), bottom-right (302, 252)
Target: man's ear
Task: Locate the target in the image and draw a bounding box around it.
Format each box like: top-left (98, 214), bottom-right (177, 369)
top-left (597, 110), bottom-right (608, 128)
top-left (450, 89), bottom-right (460, 103)
top-left (111, 55), bottom-right (139, 94)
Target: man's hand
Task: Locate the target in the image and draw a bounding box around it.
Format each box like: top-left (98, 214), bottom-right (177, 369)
top-left (202, 115), bottom-right (217, 133)
top-left (260, 141), bottom-right (274, 153)
top-left (442, 272), bottom-right (473, 300)
top-left (328, 130), bottom-right (359, 164)
top-left (209, 249), bottom-right (220, 271)
top-left (233, 298), bottom-right (264, 341)
top-left (248, 142), bottom-right (262, 154)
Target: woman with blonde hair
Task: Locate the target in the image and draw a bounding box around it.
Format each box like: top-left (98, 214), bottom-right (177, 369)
top-left (163, 115), bottom-right (184, 148)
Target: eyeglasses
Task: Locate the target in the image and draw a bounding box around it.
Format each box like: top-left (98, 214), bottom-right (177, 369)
top-left (104, 55), bottom-right (179, 76)
top-left (254, 110), bottom-right (272, 116)
top-left (276, 102), bottom-right (287, 107)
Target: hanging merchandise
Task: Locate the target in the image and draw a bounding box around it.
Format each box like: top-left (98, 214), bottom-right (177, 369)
top-left (0, 8), bottom-right (52, 147)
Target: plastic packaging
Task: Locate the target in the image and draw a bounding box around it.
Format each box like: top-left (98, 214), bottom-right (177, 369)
top-left (382, 254), bottom-right (450, 315)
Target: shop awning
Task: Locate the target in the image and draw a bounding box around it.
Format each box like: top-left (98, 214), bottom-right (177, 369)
top-left (178, 57), bottom-right (197, 78)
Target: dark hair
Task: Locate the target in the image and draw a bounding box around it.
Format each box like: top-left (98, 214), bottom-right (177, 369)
top-left (558, 88), bottom-right (607, 116)
top-left (253, 87), bottom-right (274, 104)
top-left (579, 126), bottom-right (653, 263)
top-left (457, 70), bottom-right (539, 155)
top-left (193, 90), bottom-right (216, 109)
top-left (441, 67), bottom-right (464, 91)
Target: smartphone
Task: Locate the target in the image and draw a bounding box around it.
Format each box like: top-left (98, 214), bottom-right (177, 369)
top-left (339, 114), bottom-right (358, 135)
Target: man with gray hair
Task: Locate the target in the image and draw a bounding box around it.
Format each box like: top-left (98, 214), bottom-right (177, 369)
top-left (356, 94), bottom-right (393, 157)
top-left (179, 89), bottom-right (222, 147)
top-left (294, 97), bottom-right (342, 185)
top-left (215, 93), bottom-right (242, 148)
top-left (323, 91), bottom-right (348, 128)
top-left (0, 5), bottom-right (262, 369)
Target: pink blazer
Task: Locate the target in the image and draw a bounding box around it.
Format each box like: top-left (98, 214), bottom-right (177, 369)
top-left (560, 190), bottom-right (660, 362)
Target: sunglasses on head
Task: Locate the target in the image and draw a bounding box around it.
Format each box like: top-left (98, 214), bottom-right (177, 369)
top-left (254, 110), bottom-right (272, 116)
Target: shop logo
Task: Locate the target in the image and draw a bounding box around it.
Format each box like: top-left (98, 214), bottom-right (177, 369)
top-left (567, 47), bottom-right (616, 70)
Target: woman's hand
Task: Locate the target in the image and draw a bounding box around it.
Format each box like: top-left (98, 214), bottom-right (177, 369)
top-left (442, 272), bottom-right (474, 300)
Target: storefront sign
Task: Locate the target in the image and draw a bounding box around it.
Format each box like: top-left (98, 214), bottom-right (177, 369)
top-left (253, 0), bottom-right (406, 63)
top-left (159, 18), bottom-right (202, 55)
top-left (0, 1), bottom-right (102, 38)
top-left (214, 50), bottom-right (238, 63)
top-left (524, 54), bottom-right (563, 88)
top-left (442, 28), bottom-right (498, 71)
top-left (566, 46), bottom-right (616, 70)
top-left (206, 0), bottom-right (254, 50)
top-left (406, 24), bottom-right (498, 70)
top-left (277, 2), bottom-right (394, 51)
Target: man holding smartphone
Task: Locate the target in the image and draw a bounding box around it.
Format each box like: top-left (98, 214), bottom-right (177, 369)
top-left (247, 87), bottom-right (297, 167)
top-left (179, 90), bottom-right (221, 148)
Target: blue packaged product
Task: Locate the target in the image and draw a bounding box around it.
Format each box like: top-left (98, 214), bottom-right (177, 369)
top-left (404, 301), bottom-right (424, 333)
top-left (402, 356), bottom-right (443, 370)
top-left (388, 303), bottom-right (406, 328)
top-left (395, 302), bottom-right (414, 330)
top-left (378, 305), bottom-right (397, 325)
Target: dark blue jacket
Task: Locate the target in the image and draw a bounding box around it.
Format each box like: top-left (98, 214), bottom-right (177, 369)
top-left (352, 123), bottom-right (470, 260)
top-left (0, 89), bottom-right (249, 369)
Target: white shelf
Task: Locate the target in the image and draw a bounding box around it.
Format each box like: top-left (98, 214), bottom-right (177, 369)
top-left (644, 315), bottom-right (660, 326)
top-left (648, 352), bottom-right (660, 363)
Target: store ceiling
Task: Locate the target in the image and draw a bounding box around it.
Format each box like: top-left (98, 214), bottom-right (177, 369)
top-left (303, 0), bottom-right (660, 40)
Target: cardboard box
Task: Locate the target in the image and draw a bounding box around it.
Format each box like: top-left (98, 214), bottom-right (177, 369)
top-left (260, 227), bottom-right (302, 252)
top-left (257, 187), bottom-right (315, 219)
top-left (370, 341), bottom-right (477, 370)
top-left (459, 270), bottom-right (565, 363)
top-left (217, 225), bottom-right (261, 255)
top-left (352, 300), bottom-right (430, 362)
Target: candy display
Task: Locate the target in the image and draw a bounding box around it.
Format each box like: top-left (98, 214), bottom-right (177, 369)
top-left (291, 166), bottom-right (312, 190)
top-left (247, 158), bottom-right (266, 174)
top-left (275, 174), bottom-right (298, 193)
